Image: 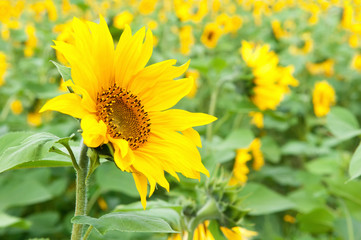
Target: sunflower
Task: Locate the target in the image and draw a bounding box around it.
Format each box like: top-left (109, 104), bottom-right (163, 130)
top-left (40, 16), bottom-right (216, 208)
top-left (312, 80), bottom-right (336, 117)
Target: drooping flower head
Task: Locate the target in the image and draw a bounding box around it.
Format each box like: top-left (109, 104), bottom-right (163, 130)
top-left (229, 138), bottom-right (264, 186)
top-left (40, 16), bottom-right (216, 208)
top-left (240, 40), bottom-right (298, 111)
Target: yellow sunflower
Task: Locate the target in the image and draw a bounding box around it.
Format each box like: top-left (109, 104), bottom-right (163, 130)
top-left (40, 16), bottom-right (216, 208)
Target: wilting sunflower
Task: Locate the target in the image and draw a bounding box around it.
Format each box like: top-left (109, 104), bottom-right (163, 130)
top-left (40, 16), bottom-right (216, 208)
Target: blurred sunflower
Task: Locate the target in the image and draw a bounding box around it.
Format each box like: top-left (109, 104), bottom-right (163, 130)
top-left (229, 138), bottom-right (264, 186)
top-left (240, 40), bottom-right (298, 111)
top-left (312, 81), bottom-right (336, 117)
top-left (201, 22), bottom-right (222, 48)
top-left (0, 51), bottom-right (7, 86)
top-left (40, 16), bottom-right (216, 208)
top-left (168, 221), bottom-right (257, 240)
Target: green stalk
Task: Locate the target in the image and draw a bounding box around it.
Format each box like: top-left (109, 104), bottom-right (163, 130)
top-left (206, 88), bottom-right (219, 144)
top-left (82, 226), bottom-right (94, 240)
top-left (71, 140), bottom-right (89, 240)
top-left (187, 198), bottom-right (219, 240)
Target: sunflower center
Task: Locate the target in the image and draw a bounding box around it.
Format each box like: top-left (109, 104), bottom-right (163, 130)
top-left (96, 84), bottom-right (151, 150)
top-left (207, 31), bottom-right (214, 41)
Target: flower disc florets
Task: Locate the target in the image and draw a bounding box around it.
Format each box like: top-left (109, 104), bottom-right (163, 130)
top-left (96, 84), bottom-right (150, 150)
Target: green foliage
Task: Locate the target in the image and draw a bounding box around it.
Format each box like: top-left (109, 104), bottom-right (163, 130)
top-left (50, 61), bottom-right (71, 82)
top-left (239, 183), bottom-right (295, 215)
top-left (0, 132), bottom-right (74, 173)
top-left (72, 212), bottom-right (178, 235)
top-left (349, 142), bottom-right (361, 181)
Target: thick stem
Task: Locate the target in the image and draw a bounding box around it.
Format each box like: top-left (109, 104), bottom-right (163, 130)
top-left (71, 140), bottom-right (89, 240)
top-left (187, 198), bottom-right (219, 240)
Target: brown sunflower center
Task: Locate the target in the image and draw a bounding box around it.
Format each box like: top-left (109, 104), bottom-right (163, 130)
top-left (96, 84), bottom-right (150, 150)
top-left (207, 31), bottom-right (214, 41)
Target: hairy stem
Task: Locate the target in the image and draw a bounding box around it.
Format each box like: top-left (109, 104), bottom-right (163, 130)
top-left (71, 140), bottom-right (89, 240)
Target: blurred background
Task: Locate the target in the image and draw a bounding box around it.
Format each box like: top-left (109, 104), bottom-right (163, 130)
top-left (1, 0), bottom-right (361, 239)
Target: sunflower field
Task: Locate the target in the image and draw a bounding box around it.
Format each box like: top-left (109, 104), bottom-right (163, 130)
top-left (2, 0), bottom-right (361, 239)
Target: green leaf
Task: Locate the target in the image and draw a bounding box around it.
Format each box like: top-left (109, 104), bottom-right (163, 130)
top-left (239, 183), bottom-right (295, 215)
top-left (326, 107), bottom-right (360, 138)
top-left (114, 200), bottom-right (182, 213)
top-left (210, 57), bottom-right (227, 72)
top-left (0, 212), bottom-right (30, 229)
top-left (115, 201), bottom-right (182, 231)
top-left (261, 136), bottom-right (281, 163)
top-left (0, 132), bottom-right (34, 154)
top-left (306, 157), bottom-right (340, 176)
top-left (288, 189), bottom-right (326, 213)
top-left (50, 60), bottom-right (71, 81)
top-left (14, 151), bottom-right (73, 169)
top-left (259, 166), bottom-right (301, 187)
top-left (218, 128), bottom-right (254, 150)
top-left (95, 163), bottom-right (138, 197)
top-left (297, 208), bottom-right (335, 234)
top-left (349, 141), bottom-right (361, 181)
top-left (72, 212), bottom-right (178, 235)
top-left (27, 211), bottom-right (61, 236)
top-left (0, 132), bottom-right (60, 173)
top-left (236, 100), bottom-right (259, 113)
top-left (328, 179), bottom-right (361, 206)
top-left (0, 178), bottom-right (53, 211)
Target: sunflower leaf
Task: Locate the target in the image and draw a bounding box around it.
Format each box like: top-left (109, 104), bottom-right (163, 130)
top-left (0, 132), bottom-right (73, 173)
top-left (217, 128), bottom-right (254, 150)
top-left (50, 60), bottom-right (71, 81)
top-left (72, 212), bottom-right (178, 235)
top-left (326, 107), bottom-right (360, 139)
top-left (0, 212), bottom-right (31, 229)
top-left (349, 141), bottom-right (361, 181)
top-left (238, 183), bottom-right (295, 215)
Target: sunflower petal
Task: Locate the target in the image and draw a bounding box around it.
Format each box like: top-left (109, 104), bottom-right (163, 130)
top-left (182, 128), bottom-right (202, 148)
top-left (113, 146), bottom-right (134, 171)
top-left (115, 26), bottom-right (150, 88)
top-left (128, 59), bottom-right (177, 94)
top-left (141, 130), bottom-right (210, 180)
top-left (52, 41), bottom-right (98, 100)
top-left (86, 16), bottom-right (115, 90)
top-left (150, 109), bottom-right (217, 131)
top-left (81, 115), bottom-right (107, 148)
top-left (39, 93), bottom-right (89, 119)
top-left (132, 150), bottom-right (170, 192)
top-left (148, 177), bottom-right (157, 197)
top-left (132, 171), bottom-right (148, 209)
top-left (63, 80), bottom-right (96, 113)
top-left (143, 78), bottom-right (194, 111)
top-left (111, 137), bottom-right (129, 158)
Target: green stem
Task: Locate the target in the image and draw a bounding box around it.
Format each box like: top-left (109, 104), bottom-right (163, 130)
top-left (64, 144), bottom-right (80, 171)
top-left (82, 225), bottom-right (93, 240)
top-left (206, 88), bottom-right (219, 144)
top-left (187, 198), bottom-right (219, 240)
top-left (205, 73), bottom-right (237, 145)
top-left (71, 140), bottom-right (89, 240)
